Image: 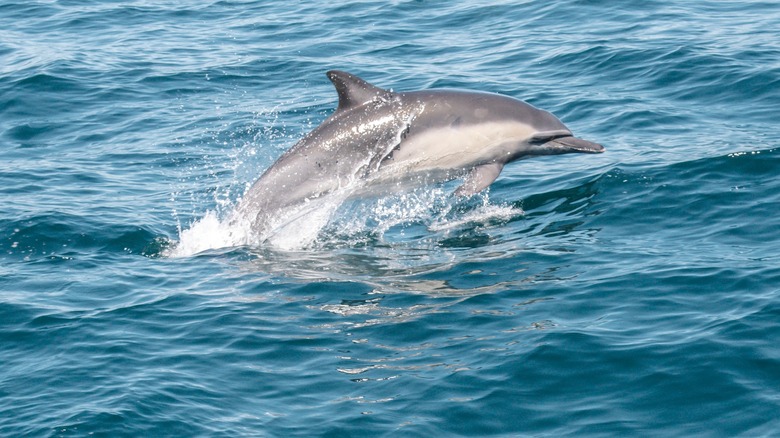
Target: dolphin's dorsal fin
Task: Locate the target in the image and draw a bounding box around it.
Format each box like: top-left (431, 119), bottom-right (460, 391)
top-left (327, 70), bottom-right (389, 112)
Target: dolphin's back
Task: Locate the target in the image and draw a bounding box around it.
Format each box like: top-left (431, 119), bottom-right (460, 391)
top-left (400, 89), bottom-right (566, 132)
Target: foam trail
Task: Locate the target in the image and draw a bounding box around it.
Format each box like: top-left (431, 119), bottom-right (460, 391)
top-left (322, 188), bottom-right (524, 245)
top-left (429, 203), bottom-right (523, 233)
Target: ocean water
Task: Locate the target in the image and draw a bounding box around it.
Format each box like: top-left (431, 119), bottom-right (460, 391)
top-left (2, 0), bottom-right (780, 435)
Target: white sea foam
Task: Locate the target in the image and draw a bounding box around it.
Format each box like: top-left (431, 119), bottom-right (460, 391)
top-left (165, 210), bottom-right (250, 257)
top-left (166, 188), bottom-right (351, 256)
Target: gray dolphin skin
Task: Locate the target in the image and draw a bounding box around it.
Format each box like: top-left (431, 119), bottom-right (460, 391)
top-left (237, 70), bottom-right (604, 235)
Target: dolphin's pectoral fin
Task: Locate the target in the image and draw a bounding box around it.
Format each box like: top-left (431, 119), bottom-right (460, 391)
top-left (454, 162), bottom-right (504, 196)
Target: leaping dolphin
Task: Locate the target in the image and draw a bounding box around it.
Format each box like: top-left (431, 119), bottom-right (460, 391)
top-left (237, 70), bottom-right (604, 237)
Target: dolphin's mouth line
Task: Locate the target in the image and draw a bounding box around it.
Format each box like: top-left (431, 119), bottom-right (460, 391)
top-left (545, 135), bottom-right (605, 154)
top-left (528, 130), bottom-right (572, 144)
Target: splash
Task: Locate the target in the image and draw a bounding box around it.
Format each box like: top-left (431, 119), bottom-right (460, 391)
top-left (166, 186), bottom-right (350, 256)
top-left (321, 187), bottom-right (525, 245)
top-left (165, 210), bottom-right (250, 257)
top-left (165, 184), bottom-right (524, 257)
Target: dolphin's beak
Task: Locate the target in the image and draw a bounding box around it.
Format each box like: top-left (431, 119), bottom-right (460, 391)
top-left (549, 136), bottom-right (605, 153)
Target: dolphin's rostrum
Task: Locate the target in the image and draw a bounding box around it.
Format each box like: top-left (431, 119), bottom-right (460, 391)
top-left (237, 70), bottom-right (604, 237)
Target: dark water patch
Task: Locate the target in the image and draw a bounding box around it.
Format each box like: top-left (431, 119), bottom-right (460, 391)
top-left (522, 176), bottom-right (603, 217)
top-left (0, 2), bottom-right (60, 23)
top-left (13, 73), bottom-right (87, 94)
top-left (2, 213), bottom-right (97, 261)
top-left (0, 303), bottom-right (42, 330)
top-left (1, 213), bottom-right (167, 261)
top-left (3, 123), bottom-right (53, 142)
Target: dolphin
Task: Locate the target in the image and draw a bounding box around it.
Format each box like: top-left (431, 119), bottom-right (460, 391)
top-left (236, 70), bottom-right (603, 236)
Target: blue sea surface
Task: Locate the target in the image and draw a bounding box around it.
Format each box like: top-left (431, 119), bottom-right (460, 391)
top-left (2, 1), bottom-right (780, 436)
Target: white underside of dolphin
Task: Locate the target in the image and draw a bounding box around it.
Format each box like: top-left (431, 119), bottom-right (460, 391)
top-left (236, 70), bottom-right (604, 240)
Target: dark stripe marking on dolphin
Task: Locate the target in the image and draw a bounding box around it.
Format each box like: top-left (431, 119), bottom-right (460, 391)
top-left (237, 70), bottom-right (604, 236)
